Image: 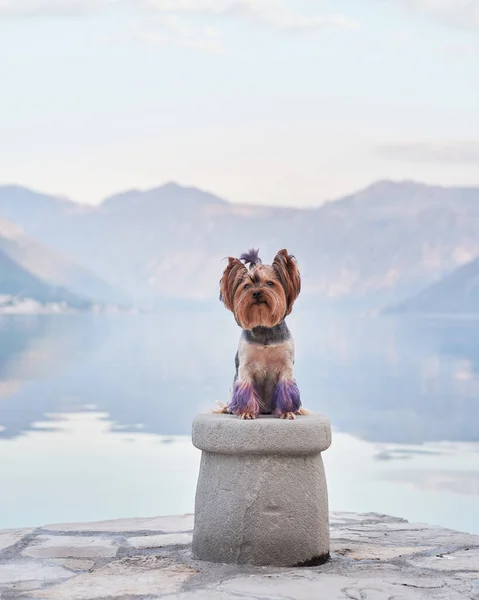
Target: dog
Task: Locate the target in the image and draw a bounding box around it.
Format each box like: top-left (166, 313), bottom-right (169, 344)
top-left (215, 248), bottom-right (308, 420)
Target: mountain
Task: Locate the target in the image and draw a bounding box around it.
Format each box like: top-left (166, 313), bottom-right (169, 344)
top-left (386, 255), bottom-right (479, 315)
top-left (0, 217), bottom-right (126, 305)
top-left (0, 185), bottom-right (81, 235)
top-left (101, 182), bottom-right (228, 211)
top-left (2, 180), bottom-right (479, 309)
top-left (0, 248), bottom-right (91, 309)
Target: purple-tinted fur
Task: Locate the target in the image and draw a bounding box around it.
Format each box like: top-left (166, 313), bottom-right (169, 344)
top-left (229, 381), bottom-right (260, 417)
top-left (272, 378), bottom-right (301, 415)
top-left (240, 248), bottom-right (262, 268)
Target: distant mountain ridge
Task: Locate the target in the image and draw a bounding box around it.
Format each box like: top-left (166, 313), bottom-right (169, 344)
top-left (0, 248), bottom-right (91, 309)
top-left (1, 180), bottom-right (479, 310)
top-left (102, 182), bottom-right (228, 211)
top-left (0, 215), bottom-right (126, 310)
top-left (387, 255), bottom-right (479, 314)
top-left (0, 185), bottom-right (81, 235)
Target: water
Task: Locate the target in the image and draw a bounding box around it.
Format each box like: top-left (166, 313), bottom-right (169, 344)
top-left (0, 308), bottom-right (478, 533)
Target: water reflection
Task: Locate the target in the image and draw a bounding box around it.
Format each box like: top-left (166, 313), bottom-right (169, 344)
top-left (0, 310), bottom-right (478, 531)
top-left (0, 316), bottom-right (102, 438)
top-left (1, 411), bottom-right (200, 529)
top-left (382, 468), bottom-right (479, 496)
top-left (1, 311), bottom-right (479, 444)
top-left (292, 313), bottom-right (479, 444)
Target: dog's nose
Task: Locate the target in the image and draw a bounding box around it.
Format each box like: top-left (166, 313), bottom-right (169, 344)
top-left (252, 290), bottom-right (262, 299)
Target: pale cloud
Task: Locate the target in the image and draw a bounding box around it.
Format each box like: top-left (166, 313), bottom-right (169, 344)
top-left (0, 0), bottom-right (358, 53)
top-left (0, 0), bottom-right (359, 33)
top-left (0, 0), bottom-right (110, 17)
top-left (378, 140), bottom-right (479, 164)
top-left (143, 0), bottom-right (359, 32)
top-left (131, 15), bottom-right (223, 53)
top-left (267, 14), bottom-right (358, 33)
top-left (142, 0), bottom-right (256, 15)
top-left (394, 0), bottom-right (479, 30)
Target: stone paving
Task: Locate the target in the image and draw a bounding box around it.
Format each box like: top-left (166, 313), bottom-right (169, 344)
top-left (0, 512), bottom-right (478, 599)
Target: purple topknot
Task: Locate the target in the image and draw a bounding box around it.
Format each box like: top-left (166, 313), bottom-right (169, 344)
top-left (240, 248), bottom-right (262, 269)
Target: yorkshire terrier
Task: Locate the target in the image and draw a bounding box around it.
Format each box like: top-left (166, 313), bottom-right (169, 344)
top-left (216, 248), bottom-right (308, 420)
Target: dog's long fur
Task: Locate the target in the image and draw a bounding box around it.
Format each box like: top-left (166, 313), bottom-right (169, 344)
top-left (217, 248), bottom-right (307, 420)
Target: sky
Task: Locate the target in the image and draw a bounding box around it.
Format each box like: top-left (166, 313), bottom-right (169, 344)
top-left (0, 0), bottom-right (478, 207)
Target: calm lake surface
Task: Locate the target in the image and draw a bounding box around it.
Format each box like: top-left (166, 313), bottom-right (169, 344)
top-left (1, 307), bottom-right (478, 533)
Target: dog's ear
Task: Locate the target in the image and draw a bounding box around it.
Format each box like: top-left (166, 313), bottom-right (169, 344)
top-left (220, 257), bottom-right (248, 312)
top-left (273, 249), bottom-right (301, 315)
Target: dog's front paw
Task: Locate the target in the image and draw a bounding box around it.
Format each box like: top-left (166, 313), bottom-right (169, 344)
top-left (280, 412), bottom-right (296, 420)
top-left (239, 412), bottom-right (257, 420)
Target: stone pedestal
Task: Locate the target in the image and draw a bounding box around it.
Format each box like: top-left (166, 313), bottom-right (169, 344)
top-left (191, 414), bottom-right (332, 567)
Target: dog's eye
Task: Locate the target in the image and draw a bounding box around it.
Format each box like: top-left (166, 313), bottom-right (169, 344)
top-left (244, 284), bottom-right (251, 290)
top-left (266, 281), bottom-right (274, 286)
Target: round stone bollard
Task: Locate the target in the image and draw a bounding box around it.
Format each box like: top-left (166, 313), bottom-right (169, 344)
top-left (191, 413), bottom-right (332, 567)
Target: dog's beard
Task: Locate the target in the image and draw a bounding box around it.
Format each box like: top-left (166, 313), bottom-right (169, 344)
top-left (234, 290), bottom-right (286, 329)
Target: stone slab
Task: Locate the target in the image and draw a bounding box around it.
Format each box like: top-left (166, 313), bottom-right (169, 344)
top-left (27, 557), bottom-right (196, 599)
top-left (0, 512), bottom-right (477, 600)
top-left (330, 512), bottom-right (407, 525)
top-left (408, 548), bottom-right (479, 572)
top-left (332, 541), bottom-right (435, 560)
top-left (0, 561), bottom-right (72, 585)
top-left (43, 514), bottom-right (194, 533)
top-left (163, 592), bottom-right (242, 600)
top-left (51, 558), bottom-right (96, 571)
top-left (0, 529), bottom-right (34, 552)
top-left (217, 573), bottom-right (470, 599)
top-left (23, 535), bottom-right (117, 559)
top-left (330, 519), bottom-right (479, 547)
top-left (128, 533), bottom-right (193, 549)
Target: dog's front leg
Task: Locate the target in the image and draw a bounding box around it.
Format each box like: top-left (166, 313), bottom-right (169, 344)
top-left (229, 379), bottom-right (260, 420)
top-left (272, 378), bottom-right (302, 420)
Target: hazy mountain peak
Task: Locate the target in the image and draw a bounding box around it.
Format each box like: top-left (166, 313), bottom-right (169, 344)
top-left (355, 179), bottom-right (434, 197)
top-left (147, 181), bottom-right (228, 204)
top-left (102, 181), bottom-right (228, 211)
top-left (161, 181), bottom-right (184, 191)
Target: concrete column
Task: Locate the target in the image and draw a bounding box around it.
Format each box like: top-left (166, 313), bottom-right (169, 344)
top-left (191, 414), bottom-right (332, 567)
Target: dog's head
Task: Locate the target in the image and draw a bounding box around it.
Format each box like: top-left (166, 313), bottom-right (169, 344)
top-left (219, 248), bottom-right (301, 329)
